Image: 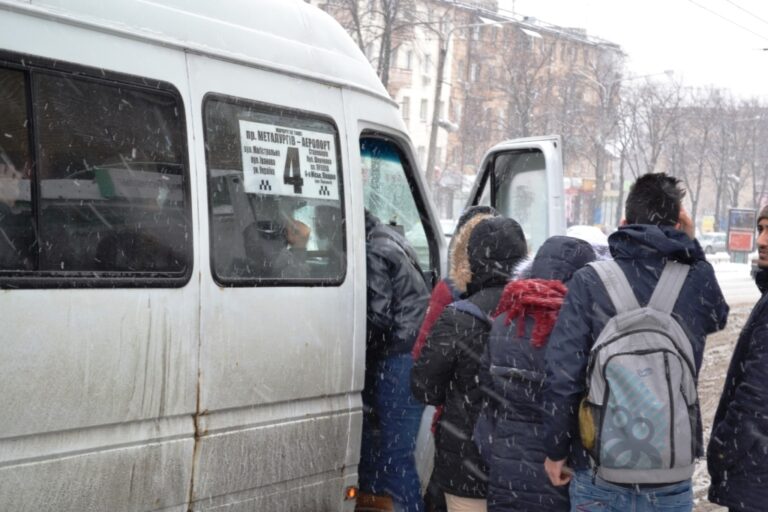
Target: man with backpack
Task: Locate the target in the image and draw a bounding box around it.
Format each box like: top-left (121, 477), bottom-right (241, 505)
top-left (542, 173), bottom-right (729, 511)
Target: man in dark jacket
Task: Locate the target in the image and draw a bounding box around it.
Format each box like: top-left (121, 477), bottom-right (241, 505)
top-left (542, 173), bottom-right (729, 510)
top-left (412, 217), bottom-right (528, 511)
top-left (708, 205), bottom-right (768, 512)
top-left (360, 210), bottom-right (430, 512)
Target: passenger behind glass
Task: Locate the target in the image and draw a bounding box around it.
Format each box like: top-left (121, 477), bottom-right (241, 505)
top-left (242, 214), bottom-right (310, 279)
top-left (314, 204), bottom-right (344, 277)
top-left (0, 155), bottom-right (33, 270)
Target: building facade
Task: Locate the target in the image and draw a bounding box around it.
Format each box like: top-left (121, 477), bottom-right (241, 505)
top-left (311, 0), bottom-right (624, 226)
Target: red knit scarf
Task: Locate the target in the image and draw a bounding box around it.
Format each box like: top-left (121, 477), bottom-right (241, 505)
top-left (493, 279), bottom-right (568, 348)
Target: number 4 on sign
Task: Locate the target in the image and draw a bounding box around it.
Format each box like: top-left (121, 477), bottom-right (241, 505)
top-left (283, 147), bottom-right (304, 194)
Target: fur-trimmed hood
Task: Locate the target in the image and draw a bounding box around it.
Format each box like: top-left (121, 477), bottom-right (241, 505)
top-left (449, 213), bottom-right (494, 294)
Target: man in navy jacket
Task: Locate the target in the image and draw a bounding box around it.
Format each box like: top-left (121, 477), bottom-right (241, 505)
top-left (708, 205), bottom-right (768, 512)
top-left (542, 173), bottom-right (729, 511)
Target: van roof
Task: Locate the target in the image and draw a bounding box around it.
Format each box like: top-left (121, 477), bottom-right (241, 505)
top-left (9, 0), bottom-right (392, 102)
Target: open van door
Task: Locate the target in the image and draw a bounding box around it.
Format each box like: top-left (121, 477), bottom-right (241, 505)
top-left (466, 135), bottom-right (565, 255)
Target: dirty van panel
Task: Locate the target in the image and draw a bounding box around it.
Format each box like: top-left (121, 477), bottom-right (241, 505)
top-left (0, 43), bottom-right (197, 512)
top-left (467, 136), bottom-right (565, 256)
top-left (360, 135), bottom-right (439, 282)
top-left (189, 51), bottom-right (357, 511)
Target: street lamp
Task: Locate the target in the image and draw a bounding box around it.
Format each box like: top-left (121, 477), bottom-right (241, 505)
top-left (424, 17), bottom-right (525, 187)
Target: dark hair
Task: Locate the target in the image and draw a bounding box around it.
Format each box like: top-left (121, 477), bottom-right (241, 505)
top-left (624, 173), bottom-right (685, 226)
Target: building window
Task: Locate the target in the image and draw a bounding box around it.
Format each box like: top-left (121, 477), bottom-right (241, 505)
top-left (0, 59), bottom-right (191, 287)
top-left (405, 50), bottom-right (413, 70)
top-left (470, 63), bottom-right (481, 82)
top-left (420, 99), bottom-right (428, 122)
top-left (417, 146), bottom-right (426, 168)
top-left (400, 96), bottom-right (411, 121)
top-left (204, 97), bottom-right (346, 285)
top-left (423, 54), bottom-right (432, 75)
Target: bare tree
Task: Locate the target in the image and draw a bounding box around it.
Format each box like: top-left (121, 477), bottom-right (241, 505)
top-left (576, 51), bottom-right (625, 224)
top-left (613, 86), bottom-right (642, 223)
top-left (739, 100), bottom-right (768, 211)
top-left (318, 0), bottom-right (417, 88)
top-left (664, 88), bottom-right (720, 228)
top-left (626, 79), bottom-right (683, 177)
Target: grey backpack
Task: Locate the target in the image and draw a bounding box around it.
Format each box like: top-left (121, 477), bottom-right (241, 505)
top-left (580, 260), bottom-right (698, 484)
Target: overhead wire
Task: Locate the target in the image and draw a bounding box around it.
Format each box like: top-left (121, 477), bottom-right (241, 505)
top-left (686, 0), bottom-right (768, 42)
top-left (721, 0), bottom-right (768, 28)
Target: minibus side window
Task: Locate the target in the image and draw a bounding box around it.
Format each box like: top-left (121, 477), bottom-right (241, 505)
top-left (493, 151), bottom-right (548, 254)
top-left (204, 96), bottom-right (346, 286)
top-left (0, 61), bottom-right (191, 286)
top-left (360, 137), bottom-right (434, 273)
top-left (0, 68), bottom-right (34, 270)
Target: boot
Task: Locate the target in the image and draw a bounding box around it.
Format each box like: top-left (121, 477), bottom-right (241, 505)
top-left (355, 491), bottom-right (394, 512)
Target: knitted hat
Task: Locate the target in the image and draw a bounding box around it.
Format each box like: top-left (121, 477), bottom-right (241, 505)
top-left (759, 205), bottom-right (768, 224)
top-left (467, 217), bottom-right (528, 282)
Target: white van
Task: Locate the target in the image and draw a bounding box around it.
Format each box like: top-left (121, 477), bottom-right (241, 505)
top-left (0, 1), bottom-right (564, 510)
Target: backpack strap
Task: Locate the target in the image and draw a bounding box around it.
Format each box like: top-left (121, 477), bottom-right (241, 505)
top-left (588, 260), bottom-right (640, 314)
top-left (449, 299), bottom-right (492, 328)
top-left (648, 261), bottom-right (690, 314)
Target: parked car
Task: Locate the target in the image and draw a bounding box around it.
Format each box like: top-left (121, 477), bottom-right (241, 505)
top-left (699, 231), bottom-right (728, 254)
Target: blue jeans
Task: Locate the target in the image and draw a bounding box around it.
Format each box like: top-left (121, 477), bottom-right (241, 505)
top-left (569, 470), bottom-right (692, 512)
top-left (359, 353), bottom-right (425, 512)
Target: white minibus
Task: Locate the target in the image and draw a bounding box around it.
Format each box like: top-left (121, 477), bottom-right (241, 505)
top-left (0, 0), bottom-right (564, 510)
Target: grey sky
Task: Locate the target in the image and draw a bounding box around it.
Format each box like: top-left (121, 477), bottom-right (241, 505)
top-left (498, 0), bottom-right (768, 99)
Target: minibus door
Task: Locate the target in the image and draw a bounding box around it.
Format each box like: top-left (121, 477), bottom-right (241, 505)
top-left (466, 135), bottom-right (566, 256)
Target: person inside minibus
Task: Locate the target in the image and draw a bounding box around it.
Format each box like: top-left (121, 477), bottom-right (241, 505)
top-left (0, 155), bottom-right (34, 270)
top-left (242, 213), bottom-right (311, 279)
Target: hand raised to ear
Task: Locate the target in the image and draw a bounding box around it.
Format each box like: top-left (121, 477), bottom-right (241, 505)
top-left (285, 219), bottom-right (310, 249)
top-left (678, 208), bottom-right (695, 239)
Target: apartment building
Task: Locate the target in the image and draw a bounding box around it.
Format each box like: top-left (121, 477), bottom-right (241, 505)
top-left (311, 0), bottom-right (624, 225)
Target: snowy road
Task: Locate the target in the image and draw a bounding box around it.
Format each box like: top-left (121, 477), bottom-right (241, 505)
top-left (710, 256), bottom-right (760, 306)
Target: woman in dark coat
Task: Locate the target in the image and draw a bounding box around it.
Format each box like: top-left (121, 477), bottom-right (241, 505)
top-left (412, 217), bottom-right (528, 511)
top-left (475, 236), bottom-right (596, 512)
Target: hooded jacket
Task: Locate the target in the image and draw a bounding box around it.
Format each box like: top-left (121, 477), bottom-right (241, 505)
top-left (542, 224), bottom-right (729, 471)
top-left (365, 211), bottom-right (429, 359)
top-left (476, 236), bottom-right (596, 512)
top-left (411, 217), bottom-right (527, 498)
top-left (412, 206), bottom-right (498, 360)
top-left (708, 267), bottom-right (768, 511)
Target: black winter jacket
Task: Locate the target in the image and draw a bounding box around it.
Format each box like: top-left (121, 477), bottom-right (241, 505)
top-left (542, 225), bottom-right (729, 471)
top-left (476, 236), bottom-right (596, 511)
top-left (365, 212), bottom-right (429, 359)
top-left (412, 217), bottom-right (527, 498)
top-left (708, 268), bottom-right (768, 512)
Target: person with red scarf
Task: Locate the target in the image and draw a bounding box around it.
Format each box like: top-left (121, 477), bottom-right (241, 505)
top-left (474, 236), bottom-right (597, 512)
